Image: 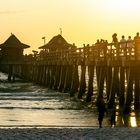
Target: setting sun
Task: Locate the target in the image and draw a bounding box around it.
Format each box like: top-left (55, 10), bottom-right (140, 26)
top-left (107, 0), bottom-right (138, 9)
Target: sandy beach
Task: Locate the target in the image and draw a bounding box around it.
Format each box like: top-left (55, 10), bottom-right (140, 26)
top-left (0, 127), bottom-right (139, 140)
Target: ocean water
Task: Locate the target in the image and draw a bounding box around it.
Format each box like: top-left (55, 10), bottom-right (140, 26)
top-left (0, 72), bottom-right (103, 128)
top-left (0, 72), bottom-right (139, 128)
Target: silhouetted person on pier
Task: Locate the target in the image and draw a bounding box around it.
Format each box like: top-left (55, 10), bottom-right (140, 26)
top-left (95, 39), bottom-right (100, 58)
top-left (112, 33), bottom-right (119, 57)
top-left (112, 33), bottom-right (118, 45)
top-left (127, 36), bottom-right (133, 48)
top-left (134, 32), bottom-right (140, 42)
top-left (96, 39), bottom-right (100, 45)
top-left (120, 35), bottom-right (126, 48)
top-left (102, 40), bottom-right (108, 58)
top-left (120, 35), bottom-right (127, 56)
top-left (134, 32), bottom-right (140, 59)
top-left (127, 36), bottom-right (134, 55)
top-left (96, 97), bottom-right (107, 128)
top-left (110, 104), bottom-right (116, 127)
top-left (99, 39), bottom-right (104, 57)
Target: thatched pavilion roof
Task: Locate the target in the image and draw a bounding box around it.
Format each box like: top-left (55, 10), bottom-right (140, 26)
top-left (39, 34), bottom-right (75, 51)
top-left (0, 34), bottom-right (30, 49)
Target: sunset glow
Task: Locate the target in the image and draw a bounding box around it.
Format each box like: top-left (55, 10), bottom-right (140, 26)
top-left (130, 117), bottom-right (137, 127)
top-left (0, 0), bottom-right (140, 54)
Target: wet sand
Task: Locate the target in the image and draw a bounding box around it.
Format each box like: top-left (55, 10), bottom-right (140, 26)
top-left (0, 127), bottom-right (139, 140)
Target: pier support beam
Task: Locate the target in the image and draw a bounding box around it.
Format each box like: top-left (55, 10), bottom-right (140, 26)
top-left (119, 67), bottom-right (125, 107)
top-left (41, 65), bottom-right (47, 85)
top-left (39, 65), bottom-right (44, 85)
top-left (53, 65), bottom-right (61, 90)
top-left (134, 67), bottom-right (140, 110)
top-left (49, 65), bottom-right (55, 89)
top-left (125, 67), bottom-right (133, 114)
top-left (86, 65), bottom-right (94, 102)
top-left (58, 65), bottom-right (67, 92)
top-left (8, 64), bottom-right (14, 82)
top-left (70, 65), bottom-right (79, 97)
top-left (108, 67), bottom-right (119, 108)
top-left (106, 67), bottom-right (112, 101)
top-left (78, 64), bottom-right (86, 99)
top-left (63, 65), bottom-right (73, 93)
top-left (97, 66), bottom-right (106, 98)
top-left (45, 65), bottom-right (51, 87)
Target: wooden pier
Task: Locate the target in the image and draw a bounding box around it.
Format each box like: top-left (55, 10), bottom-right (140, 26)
top-left (0, 40), bottom-right (140, 113)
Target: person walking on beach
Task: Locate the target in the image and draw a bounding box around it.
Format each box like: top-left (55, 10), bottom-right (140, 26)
top-left (96, 97), bottom-right (107, 128)
top-left (110, 104), bottom-right (116, 128)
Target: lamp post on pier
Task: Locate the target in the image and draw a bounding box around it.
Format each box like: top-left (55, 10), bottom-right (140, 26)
top-left (60, 28), bottom-right (62, 35)
top-left (42, 36), bottom-right (46, 45)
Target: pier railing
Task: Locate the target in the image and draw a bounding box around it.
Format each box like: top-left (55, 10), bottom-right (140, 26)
top-left (34, 41), bottom-right (135, 65)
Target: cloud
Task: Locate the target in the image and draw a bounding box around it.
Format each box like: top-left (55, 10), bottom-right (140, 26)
top-left (0, 10), bottom-right (21, 15)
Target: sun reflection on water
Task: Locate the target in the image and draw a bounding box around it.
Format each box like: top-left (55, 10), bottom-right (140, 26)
top-left (130, 112), bottom-right (137, 127)
top-left (130, 116), bottom-right (137, 127)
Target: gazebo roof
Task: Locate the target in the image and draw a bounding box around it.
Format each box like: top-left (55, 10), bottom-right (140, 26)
top-left (0, 34), bottom-right (30, 49)
top-left (39, 34), bottom-right (74, 50)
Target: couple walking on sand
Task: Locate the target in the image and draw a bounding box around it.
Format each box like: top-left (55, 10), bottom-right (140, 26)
top-left (96, 97), bottom-right (116, 128)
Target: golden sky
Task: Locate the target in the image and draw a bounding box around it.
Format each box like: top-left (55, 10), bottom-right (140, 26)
top-left (1, 0), bottom-right (140, 54)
